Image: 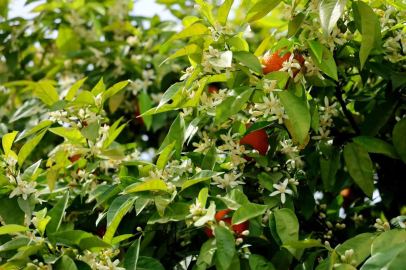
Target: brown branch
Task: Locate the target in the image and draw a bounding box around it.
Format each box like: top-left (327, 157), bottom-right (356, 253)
top-left (335, 85), bottom-right (360, 135)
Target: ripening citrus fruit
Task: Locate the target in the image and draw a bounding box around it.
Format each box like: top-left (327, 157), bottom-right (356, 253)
top-left (135, 102), bottom-right (145, 126)
top-left (208, 85), bottom-right (219, 94)
top-left (205, 209), bottom-right (249, 238)
top-left (240, 123), bottom-right (269, 157)
top-left (261, 49), bottom-right (305, 75)
top-left (340, 188), bottom-right (355, 207)
top-left (69, 154), bottom-right (82, 163)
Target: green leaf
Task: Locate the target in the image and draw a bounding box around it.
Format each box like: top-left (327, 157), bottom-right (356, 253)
top-left (0, 197), bottom-right (25, 225)
top-left (35, 82), bottom-right (60, 106)
top-left (157, 114), bottom-right (185, 159)
top-left (353, 136), bottom-right (400, 159)
top-left (91, 77), bottom-right (105, 97)
top-left (219, 189), bottom-right (250, 210)
top-left (18, 129), bottom-right (47, 166)
top-left (201, 144), bottom-right (217, 170)
top-left (79, 236), bottom-right (112, 252)
top-left (67, 91), bottom-right (95, 108)
top-left (249, 254), bottom-right (276, 270)
top-left (104, 81), bottom-right (129, 101)
top-left (56, 256), bottom-right (78, 270)
top-left (308, 44), bottom-right (338, 80)
top-left (282, 239), bottom-right (326, 249)
top-left (18, 194), bottom-right (35, 217)
top-left (111, 234), bottom-right (133, 245)
top-left (306, 40), bottom-right (324, 63)
top-left (319, 0), bottom-right (348, 37)
top-left (288, 12), bottom-right (307, 38)
top-left (276, 91), bottom-right (310, 144)
top-left (181, 170), bottom-right (223, 190)
top-left (139, 93), bottom-right (152, 130)
top-left (47, 191), bottom-right (69, 234)
top-left (65, 77), bottom-right (87, 101)
top-left (393, 119), bottom-right (406, 164)
top-left (274, 209), bottom-right (300, 258)
top-left (337, 233), bottom-right (377, 267)
top-left (80, 122), bottom-right (99, 142)
top-left (217, 0), bottom-right (234, 25)
top-left (123, 237), bottom-right (141, 270)
top-left (232, 203), bottom-right (268, 225)
top-left (214, 86), bottom-right (254, 125)
top-left (215, 226), bottom-right (236, 270)
top-left (233, 51), bottom-right (263, 75)
top-left (56, 24), bottom-right (80, 54)
top-left (15, 120), bottom-right (53, 142)
top-left (104, 195), bottom-right (137, 243)
top-left (182, 16), bottom-right (200, 27)
top-left (135, 256), bottom-right (165, 270)
top-left (361, 98), bottom-right (397, 136)
top-left (361, 243), bottom-right (406, 270)
top-left (209, 51), bottom-right (233, 68)
top-left (196, 238), bottom-right (216, 267)
top-left (372, 229), bottom-right (406, 256)
top-left (167, 23), bottom-right (210, 43)
top-left (162, 45), bottom-right (202, 65)
top-left (147, 203), bottom-right (190, 224)
top-left (198, 187), bottom-right (209, 207)
top-left (244, 0), bottom-right (283, 23)
top-left (0, 225), bottom-right (30, 235)
top-left (156, 141), bottom-right (176, 171)
top-left (156, 83), bottom-right (183, 111)
top-left (355, 1), bottom-right (379, 69)
top-left (227, 37), bottom-right (249, 51)
top-left (124, 179), bottom-right (167, 194)
top-left (49, 127), bottom-right (83, 141)
top-left (319, 148), bottom-right (341, 192)
top-left (2, 131), bottom-right (18, 157)
top-left (343, 142), bottom-right (374, 198)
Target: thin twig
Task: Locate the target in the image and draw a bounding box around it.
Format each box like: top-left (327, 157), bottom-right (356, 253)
top-left (335, 85), bottom-right (360, 135)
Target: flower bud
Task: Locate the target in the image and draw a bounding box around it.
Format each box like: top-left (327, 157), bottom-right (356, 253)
top-left (241, 230), bottom-right (250, 236)
top-left (136, 227), bottom-right (142, 232)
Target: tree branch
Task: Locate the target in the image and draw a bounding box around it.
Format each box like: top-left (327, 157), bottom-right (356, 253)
top-left (335, 85), bottom-right (360, 135)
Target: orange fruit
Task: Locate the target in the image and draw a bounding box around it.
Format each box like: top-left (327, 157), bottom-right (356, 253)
top-left (261, 49), bottom-right (305, 75)
top-left (208, 85), bottom-right (219, 94)
top-left (69, 154), bottom-right (82, 163)
top-left (205, 209), bottom-right (249, 238)
top-left (240, 123), bottom-right (269, 158)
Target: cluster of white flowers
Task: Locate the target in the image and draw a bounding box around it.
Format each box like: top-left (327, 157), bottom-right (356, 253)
top-left (212, 172), bottom-right (244, 189)
top-left (313, 97), bottom-right (338, 142)
top-left (188, 198), bottom-right (208, 221)
top-left (77, 249), bottom-right (124, 270)
top-left (252, 92), bottom-right (289, 124)
top-left (129, 69), bottom-right (156, 96)
top-left (333, 249), bottom-right (357, 268)
top-left (374, 218), bottom-right (391, 231)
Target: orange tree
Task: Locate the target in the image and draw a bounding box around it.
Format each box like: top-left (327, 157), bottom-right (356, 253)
top-left (1, 0), bottom-right (406, 269)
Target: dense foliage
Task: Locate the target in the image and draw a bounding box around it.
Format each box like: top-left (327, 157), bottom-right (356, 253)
top-left (1, 0), bottom-right (406, 269)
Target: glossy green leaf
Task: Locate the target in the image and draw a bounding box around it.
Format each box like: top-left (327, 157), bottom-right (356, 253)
top-left (139, 92), bottom-right (152, 130)
top-left (337, 233), bottom-right (377, 267)
top-left (244, 0), bottom-right (283, 23)
top-left (361, 243), bottom-right (406, 270)
top-left (18, 129), bottom-right (47, 166)
top-left (277, 91), bottom-right (311, 144)
top-left (181, 170), bottom-right (223, 190)
top-left (0, 224), bottom-right (30, 235)
top-left (167, 23), bottom-right (210, 43)
top-left (215, 226), bottom-right (236, 270)
top-left (320, 148), bottom-right (341, 192)
top-left (162, 45), bottom-right (202, 65)
top-left (232, 203), bottom-right (267, 225)
top-left (2, 131), bottom-right (18, 157)
top-left (104, 81), bottom-right (129, 101)
top-left (214, 86), bottom-right (254, 125)
top-left (343, 143), bottom-right (374, 198)
top-left (249, 254), bottom-right (276, 270)
top-left (56, 24), bottom-right (80, 54)
top-left (319, 0), bottom-right (347, 37)
top-left (288, 12), bottom-right (307, 38)
top-left (123, 237), bottom-right (141, 270)
top-left (65, 77), bottom-right (87, 101)
top-left (372, 229), bottom-right (406, 256)
top-left (104, 195), bottom-right (137, 243)
top-left (201, 144), bottom-right (217, 170)
top-left (15, 120), bottom-right (53, 142)
top-left (147, 203), bottom-right (190, 224)
top-left (308, 44), bottom-right (338, 80)
top-left (233, 51), bottom-right (263, 75)
top-left (47, 191), bottom-right (69, 234)
top-left (80, 122), bottom-right (99, 142)
top-left (157, 114), bottom-right (185, 159)
top-left (35, 82), bottom-right (60, 106)
top-left (124, 179), bottom-right (167, 194)
top-left (353, 136), bottom-right (400, 159)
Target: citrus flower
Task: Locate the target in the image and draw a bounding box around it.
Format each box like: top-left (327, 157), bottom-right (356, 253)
top-left (212, 173), bottom-right (244, 189)
top-left (270, 179), bottom-right (293, 204)
top-left (9, 175), bottom-right (38, 200)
